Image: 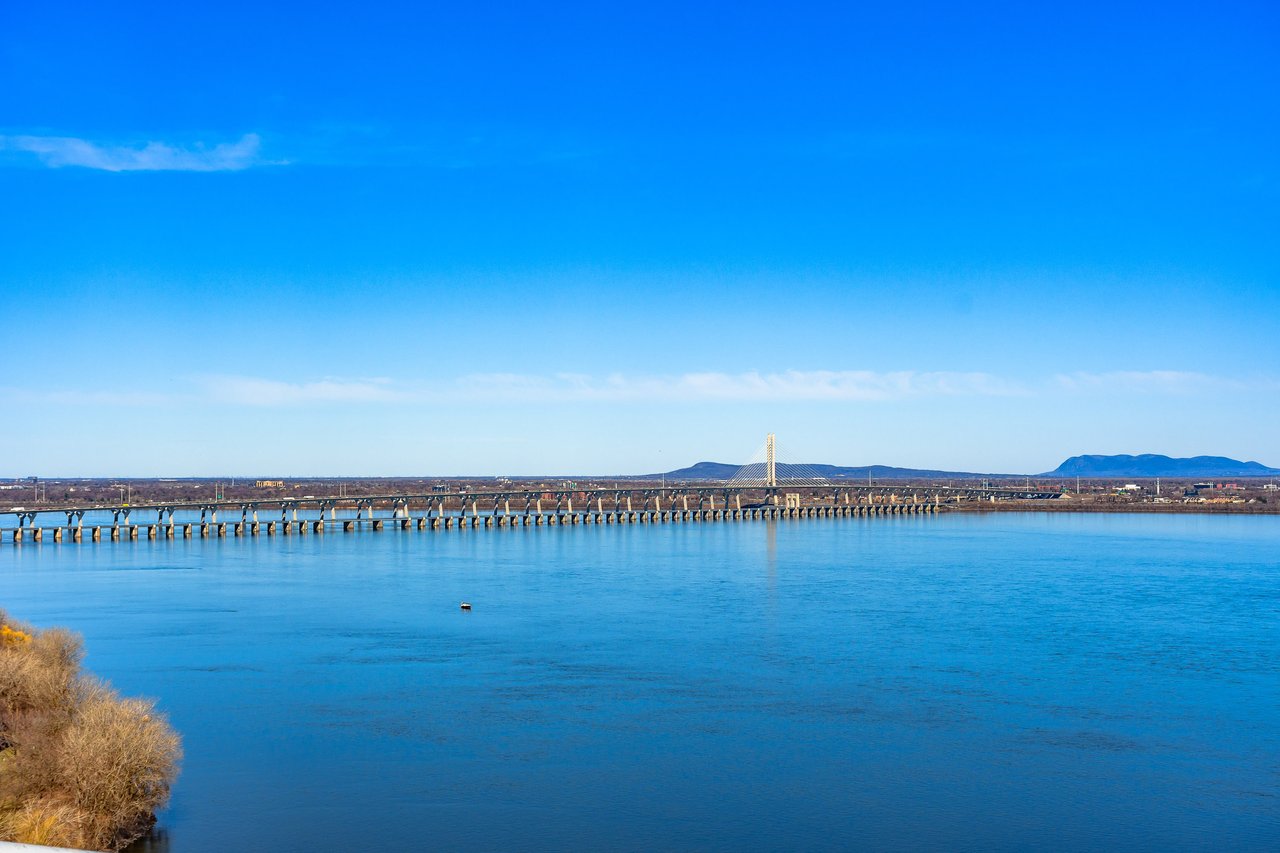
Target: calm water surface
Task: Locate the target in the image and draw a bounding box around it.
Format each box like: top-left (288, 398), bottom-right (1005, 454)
top-left (2, 513), bottom-right (1276, 851)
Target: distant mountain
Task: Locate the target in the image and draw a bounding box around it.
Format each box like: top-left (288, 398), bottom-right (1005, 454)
top-left (1041, 454), bottom-right (1280, 479)
top-left (637, 461), bottom-right (1020, 481)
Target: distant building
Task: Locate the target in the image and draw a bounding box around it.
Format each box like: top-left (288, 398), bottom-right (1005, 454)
top-left (255, 480), bottom-right (285, 488)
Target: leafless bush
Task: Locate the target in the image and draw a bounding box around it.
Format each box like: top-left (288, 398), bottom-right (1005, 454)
top-left (58, 680), bottom-right (182, 850)
top-left (0, 612), bottom-right (181, 851)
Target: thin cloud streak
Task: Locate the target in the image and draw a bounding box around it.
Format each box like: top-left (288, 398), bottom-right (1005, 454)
top-left (9, 368), bottom-right (1273, 408)
top-left (2, 133), bottom-right (272, 171)
top-left (198, 369), bottom-right (1025, 405)
top-left (456, 370), bottom-right (1025, 403)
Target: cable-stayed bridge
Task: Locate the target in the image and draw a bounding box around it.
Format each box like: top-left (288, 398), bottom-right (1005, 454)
top-left (3, 435), bottom-right (1063, 544)
top-left (728, 433), bottom-right (841, 488)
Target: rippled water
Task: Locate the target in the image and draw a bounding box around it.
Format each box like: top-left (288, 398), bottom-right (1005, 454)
top-left (2, 513), bottom-right (1276, 851)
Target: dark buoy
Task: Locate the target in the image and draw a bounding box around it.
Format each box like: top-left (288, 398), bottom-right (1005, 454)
top-left (460, 602), bottom-right (472, 611)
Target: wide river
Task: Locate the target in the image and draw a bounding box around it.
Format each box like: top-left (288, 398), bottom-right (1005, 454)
top-left (2, 512), bottom-right (1276, 851)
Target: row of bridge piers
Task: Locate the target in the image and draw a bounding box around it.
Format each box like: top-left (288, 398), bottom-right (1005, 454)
top-left (5, 501), bottom-right (941, 544)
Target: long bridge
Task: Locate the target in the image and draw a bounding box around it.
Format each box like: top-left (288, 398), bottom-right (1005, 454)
top-left (4, 435), bottom-right (1063, 544)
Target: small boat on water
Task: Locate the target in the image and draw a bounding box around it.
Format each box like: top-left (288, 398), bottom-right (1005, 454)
top-left (460, 602), bottom-right (472, 610)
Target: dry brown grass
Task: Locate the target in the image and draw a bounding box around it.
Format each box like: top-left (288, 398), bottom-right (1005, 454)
top-left (0, 610), bottom-right (181, 851)
top-left (0, 800), bottom-right (85, 847)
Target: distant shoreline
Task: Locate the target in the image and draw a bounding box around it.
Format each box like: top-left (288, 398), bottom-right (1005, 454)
top-left (957, 502), bottom-right (1280, 516)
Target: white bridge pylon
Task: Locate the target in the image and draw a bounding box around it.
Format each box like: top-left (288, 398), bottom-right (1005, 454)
top-left (728, 433), bottom-right (834, 487)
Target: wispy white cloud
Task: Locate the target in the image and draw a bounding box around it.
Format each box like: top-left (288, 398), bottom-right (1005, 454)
top-left (1, 133), bottom-right (273, 171)
top-left (8, 368), bottom-right (1272, 409)
top-left (182, 370), bottom-right (1023, 406)
top-left (454, 370), bottom-right (1025, 403)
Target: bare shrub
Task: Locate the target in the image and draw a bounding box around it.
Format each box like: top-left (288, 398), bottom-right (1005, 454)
top-left (0, 623), bottom-right (79, 722)
top-left (0, 613), bottom-right (181, 851)
top-left (58, 681), bottom-right (182, 850)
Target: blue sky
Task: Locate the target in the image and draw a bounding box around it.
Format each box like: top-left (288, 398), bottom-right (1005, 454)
top-left (2, 1), bottom-right (1277, 476)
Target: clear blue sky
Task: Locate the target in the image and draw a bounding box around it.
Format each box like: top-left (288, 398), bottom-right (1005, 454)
top-left (2, 1), bottom-right (1277, 476)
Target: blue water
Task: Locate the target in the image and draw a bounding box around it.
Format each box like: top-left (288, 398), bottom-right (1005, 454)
top-left (2, 513), bottom-right (1276, 851)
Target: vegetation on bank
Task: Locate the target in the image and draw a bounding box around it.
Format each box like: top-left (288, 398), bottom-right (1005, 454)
top-left (0, 610), bottom-right (181, 851)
